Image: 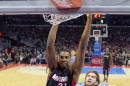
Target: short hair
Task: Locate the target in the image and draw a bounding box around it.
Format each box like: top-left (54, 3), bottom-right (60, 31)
top-left (59, 51), bottom-right (71, 57)
top-left (85, 71), bottom-right (100, 86)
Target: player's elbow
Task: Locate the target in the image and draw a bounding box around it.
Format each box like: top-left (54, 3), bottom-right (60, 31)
top-left (46, 45), bottom-right (52, 52)
top-left (79, 45), bottom-right (86, 53)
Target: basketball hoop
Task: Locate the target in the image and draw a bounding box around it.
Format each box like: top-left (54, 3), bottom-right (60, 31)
top-left (43, 13), bottom-right (83, 25)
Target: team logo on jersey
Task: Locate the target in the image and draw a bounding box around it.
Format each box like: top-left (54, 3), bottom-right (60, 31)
top-left (52, 74), bottom-right (68, 82)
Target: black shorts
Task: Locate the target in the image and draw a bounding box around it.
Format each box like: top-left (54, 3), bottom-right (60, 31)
top-left (103, 65), bottom-right (110, 71)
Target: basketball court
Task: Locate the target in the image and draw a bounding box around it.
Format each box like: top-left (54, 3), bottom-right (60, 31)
top-left (0, 0), bottom-right (130, 86)
top-left (0, 64), bottom-right (130, 86)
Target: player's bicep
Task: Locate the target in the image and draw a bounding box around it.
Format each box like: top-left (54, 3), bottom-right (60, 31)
top-left (70, 50), bottom-right (85, 82)
top-left (75, 48), bottom-right (85, 67)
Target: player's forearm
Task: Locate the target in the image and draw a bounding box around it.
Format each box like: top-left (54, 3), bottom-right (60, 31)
top-left (47, 25), bottom-right (59, 47)
top-left (78, 14), bottom-right (92, 50)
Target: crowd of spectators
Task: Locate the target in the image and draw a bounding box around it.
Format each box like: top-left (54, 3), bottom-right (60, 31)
top-left (1, 14), bottom-right (130, 26)
top-left (0, 14), bottom-right (130, 68)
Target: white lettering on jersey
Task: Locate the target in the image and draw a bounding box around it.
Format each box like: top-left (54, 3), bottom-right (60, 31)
top-left (52, 74), bottom-right (68, 82)
top-left (104, 55), bottom-right (109, 59)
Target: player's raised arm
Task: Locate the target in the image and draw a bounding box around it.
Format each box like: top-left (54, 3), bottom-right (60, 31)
top-left (110, 52), bottom-right (113, 65)
top-left (70, 14), bottom-right (92, 83)
top-left (46, 25), bottom-right (59, 72)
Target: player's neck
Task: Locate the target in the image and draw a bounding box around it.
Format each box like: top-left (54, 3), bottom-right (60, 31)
top-left (59, 67), bottom-right (67, 73)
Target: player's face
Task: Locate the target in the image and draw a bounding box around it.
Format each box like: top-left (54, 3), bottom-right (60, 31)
top-left (85, 73), bottom-right (98, 86)
top-left (58, 52), bottom-right (70, 69)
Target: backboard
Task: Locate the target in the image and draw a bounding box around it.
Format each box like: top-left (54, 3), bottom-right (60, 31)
top-left (0, 0), bottom-right (130, 14)
top-left (90, 24), bottom-right (108, 38)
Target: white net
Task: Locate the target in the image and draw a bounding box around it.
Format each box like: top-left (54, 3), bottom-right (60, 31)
top-left (43, 14), bottom-right (83, 25)
top-left (95, 34), bottom-right (99, 42)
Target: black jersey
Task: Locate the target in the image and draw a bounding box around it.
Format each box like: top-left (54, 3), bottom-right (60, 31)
top-left (46, 67), bottom-right (73, 86)
top-left (103, 53), bottom-right (111, 66)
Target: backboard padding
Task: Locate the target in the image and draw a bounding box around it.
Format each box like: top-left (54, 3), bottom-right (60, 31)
top-left (0, 0), bottom-right (130, 14)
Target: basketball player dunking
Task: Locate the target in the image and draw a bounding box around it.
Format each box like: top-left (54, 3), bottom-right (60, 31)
top-left (46, 14), bottom-right (92, 86)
